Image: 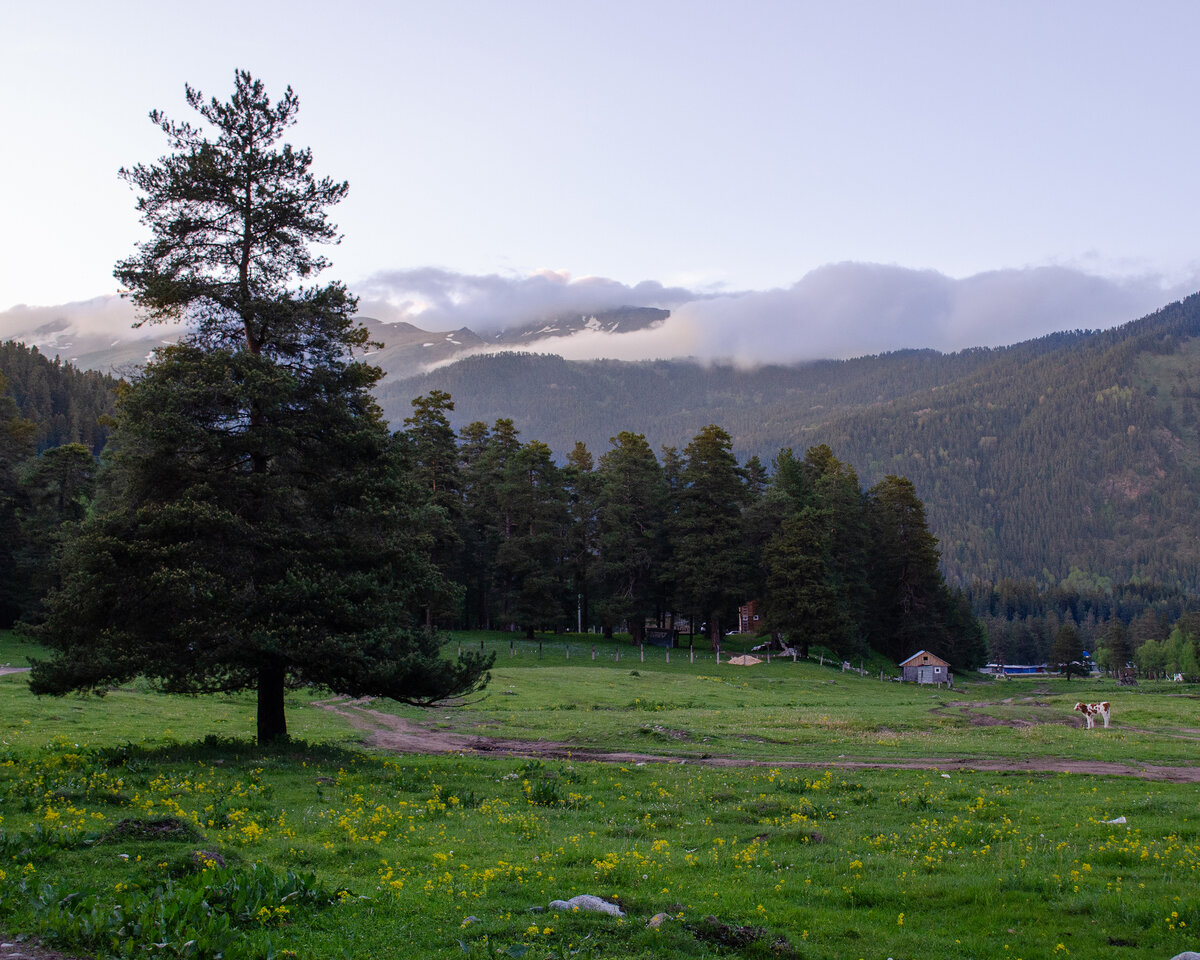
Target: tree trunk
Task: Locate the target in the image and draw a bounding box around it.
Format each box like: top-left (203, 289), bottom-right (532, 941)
top-left (257, 663), bottom-right (288, 744)
top-left (709, 615), bottom-right (721, 651)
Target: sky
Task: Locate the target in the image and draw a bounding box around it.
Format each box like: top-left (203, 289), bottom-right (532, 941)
top-left (4, 1), bottom-right (1200, 365)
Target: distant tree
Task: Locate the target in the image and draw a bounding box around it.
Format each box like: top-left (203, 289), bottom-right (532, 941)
top-left (1051, 624), bottom-right (1086, 680)
top-left (400, 391), bottom-right (465, 628)
top-left (562, 441), bottom-right (599, 633)
top-left (758, 447), bottom-right (862, 658)
top-left (593, 432), bottom-right (668, 645)
top-left (30, 72), bottom-right (490, 743)
top-left (864, 475), bottom-right (950, 662)
top-left (940, 587), bottom-right (989, 671)
top-left (0, 342), bottom-right (119, 454)
top-left (458, 419), bottom-right (521, 629)
top-left (0, 374), bottom-right (36, 626)
top-left (761, 505), bottom-right (844, 659)
top-left (1095, 620), bottom-right (1131, 677)
top-left (1168, 612), bottom-right (1200, 678)
top-left (671, 425), bottom-right (751, 648)
top-left (493, 440), bottom-right (569, 637)
top-left (14, 443), bottom-right (96, 621)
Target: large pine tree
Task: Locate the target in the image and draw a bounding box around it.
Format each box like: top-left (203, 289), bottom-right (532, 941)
top-left (30, 72), bottom-right (490, 742)
top-left (672, 424), bottom-right (751, 648)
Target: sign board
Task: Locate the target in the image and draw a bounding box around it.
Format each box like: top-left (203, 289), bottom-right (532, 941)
top-left (645, 628), bottom-right (674, 648)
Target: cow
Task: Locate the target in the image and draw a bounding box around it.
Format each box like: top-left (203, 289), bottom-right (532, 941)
top-left (1073, 701), bottom-right (1111, 729)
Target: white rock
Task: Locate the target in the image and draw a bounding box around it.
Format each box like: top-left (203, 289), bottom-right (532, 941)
top-left (548, 894), bottom-right (625, 917)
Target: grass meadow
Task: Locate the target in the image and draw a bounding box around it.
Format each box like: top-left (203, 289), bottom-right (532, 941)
top-left (0, 629), bottom-right (1197, 959)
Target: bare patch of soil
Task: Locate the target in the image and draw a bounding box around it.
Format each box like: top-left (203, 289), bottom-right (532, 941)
top-left (310, 697), bottom-right (1200, 782)
top-left (0, 936), bottom-right (91, 960)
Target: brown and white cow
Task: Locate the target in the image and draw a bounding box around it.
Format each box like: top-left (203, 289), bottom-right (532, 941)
top-left (1073, 700), bottom-right (1111, 729)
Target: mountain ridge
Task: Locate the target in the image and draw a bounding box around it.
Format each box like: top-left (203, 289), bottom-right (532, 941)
top-left (4, 291), bottom-right (1200, 593)
top-left (376, 294), bottom-right (1200, 592)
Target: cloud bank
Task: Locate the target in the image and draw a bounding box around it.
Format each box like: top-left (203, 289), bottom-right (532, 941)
top-left (361, 262), bottom-right (1200, 367)
top-left (4, 263), bottom-right (1196, 371)
top-left (354, 267), bottom-right (712, 332)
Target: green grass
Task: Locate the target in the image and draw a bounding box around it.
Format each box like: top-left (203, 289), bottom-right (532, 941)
top-left (0, 632), bottom-right (1196, 959)
top-left (0, 629), bottom-right (51, 669)
top-left (378, 632), bottom-right (1200, 767)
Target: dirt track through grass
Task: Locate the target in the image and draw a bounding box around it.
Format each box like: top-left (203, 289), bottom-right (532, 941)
top-left (312, 695), bottom-right (1200, 782)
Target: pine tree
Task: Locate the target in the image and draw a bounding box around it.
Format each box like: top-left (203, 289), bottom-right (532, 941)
top-left (14, 443), bottom-right (96, 622)
top-left (401, 391), bottom-right (466, 628)
top-left (30, 72), bottom-right (490, 741)
top-left (865, 475), bottom-right (950, 663)
top-left (494, 440), bottom-right (569, 637)
top-left (1051, 623), bottom-right (1086, 680)
top-left (0, 373), bottom-right (36, 625)
top-left (671, 425), bottom-right (751, 648)
top-left (593, 432), bottom-right (668, 644)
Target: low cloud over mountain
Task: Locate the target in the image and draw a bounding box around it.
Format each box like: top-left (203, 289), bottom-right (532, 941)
top-left (358, 262), bottom-right (1199, 366)
top-left (4, 262), bottom-right (1196, 372)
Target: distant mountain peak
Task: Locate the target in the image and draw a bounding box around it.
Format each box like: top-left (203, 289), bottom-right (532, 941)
top-left (490, 306), bottom-right (670, 344)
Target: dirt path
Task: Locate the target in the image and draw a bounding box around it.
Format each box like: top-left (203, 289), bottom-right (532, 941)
top-left (310, 696), bottom-right (1200, 783)
top-left (0, 936), bottom-right (88, 960)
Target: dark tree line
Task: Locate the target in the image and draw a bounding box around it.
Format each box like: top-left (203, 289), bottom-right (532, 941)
top-left (377, 296), bottom-right (1200, 595)
top-left (397, 401), bottom-right (986, 669)
top-left (0, 341), bottom-right (118, 454)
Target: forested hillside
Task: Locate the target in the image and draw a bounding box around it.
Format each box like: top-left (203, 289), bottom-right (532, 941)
top-left (379, 293), bottom-right (1200, 592)
top-left (0, 341), bottom-right (119, 453)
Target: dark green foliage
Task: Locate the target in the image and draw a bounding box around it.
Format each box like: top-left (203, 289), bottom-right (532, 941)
top-left (19, 862), bottom-right (338, 960)
top-left (759, 447), bottom-right (868, 659)
top-left (400, 391), bottom-right (467, 628)
top-left (672, 425), bottom-right (752, 647)
top-left (0, 340), bottom-right (118, 454)
top-left (30, 347), bottom-right (489, 721)
top-left (493, 440), bottom-right (570, 637)
top-left (30, 71), bottom-right (491, 743)
top-left (763, 505), bottom-right (845, 659)
top-left (1095, 619), bottom-right (1131, 676)
top-left (378, 294), bottom-right (1200, 594)
top-left (865, 476), bottom-right (955, 664)
top-left (562, 441), bottom-right (599, 632)
top-left (13, 442), bottom-right (96, 622)
top-left (0, 374), bottom-right (37, 625)
top-left (592, 432), bottom-right (669, 644)
top-left (1050, 623), bottom-right (1086, 679)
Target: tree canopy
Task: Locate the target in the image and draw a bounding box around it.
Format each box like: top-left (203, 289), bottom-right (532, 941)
top-left (30, 72), bottom-right (491, 742)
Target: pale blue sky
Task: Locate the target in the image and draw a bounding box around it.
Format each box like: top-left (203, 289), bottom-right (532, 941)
top-left (4, 1), bottom-right (1199, 360)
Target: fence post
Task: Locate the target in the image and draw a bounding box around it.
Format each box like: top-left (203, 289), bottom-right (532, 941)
top-left (538, 641), bottom-right (542, 659)
top-left (640, 644), bottom-right (644, 662)
top-left (665, 647), bottom-right (670, 664)
top-left (592, 645), bottom-right (596, 660)
top-left (566, 644), bottom-right (570, 660)
top-left (510, 639), bottom-right (514, 658)
top-left (689, 643), bottom-right (694, 664)
top-left (615, 645), bottom-right (620, 663)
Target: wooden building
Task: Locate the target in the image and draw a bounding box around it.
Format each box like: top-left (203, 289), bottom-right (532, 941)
top-left (899, 650), bottom-right (952, 686)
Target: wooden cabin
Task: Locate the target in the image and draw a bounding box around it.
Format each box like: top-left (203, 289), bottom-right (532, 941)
top-left (899, 650), bottom-right (952, 686)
